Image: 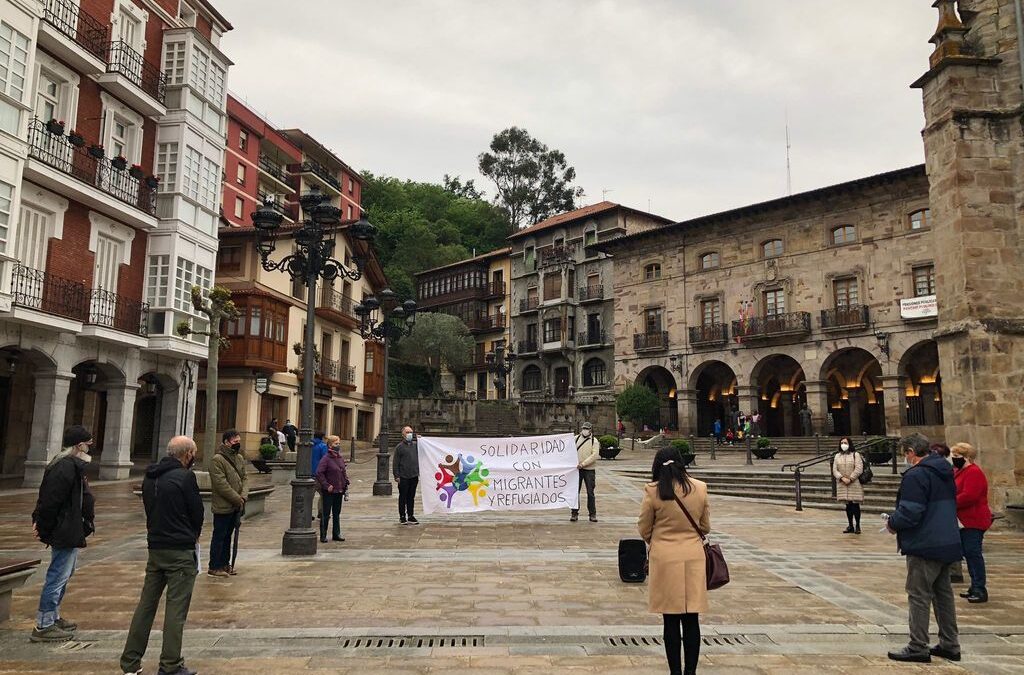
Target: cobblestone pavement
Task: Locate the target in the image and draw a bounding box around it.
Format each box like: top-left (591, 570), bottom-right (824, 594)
top-left (1, 452), bottom-right (1022, 674)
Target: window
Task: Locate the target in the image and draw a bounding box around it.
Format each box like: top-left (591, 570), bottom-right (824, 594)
top-left (525, 245), bottom-right (536, 270)
top-left (910, 209), bottom-right (931, 230)
top-left (110, 118), bottom-right (128, 159)
top-left (15, 202), bottom-right (55, 268)
top-left (764, 288), bottom-right (785, 316)
top-left (238, 129), bottom-right (248, 151)
top-left (522, 365), bottom-right (542, 392)
top-left (93, 233), bottom-right (124, 292)
top-left (644, 307), bottom-right (663, 334)
top-left (183, 146), bottom-right (202, 201)
top-left (236, 163), bottom-right (246, 185)
top-left (163, 41), bottom-right (186, 84)
top-left (189, 42), bottom-right (210, 92)
top-left (0, 22), bottom-right (30, 102)
top-left (701, 299), bottom-right (721, 326)
top-left (526, 323), bottom-right (537, 345)
top-left (218, 246), bottom-right (241, 273)
top-left (234, 196), bottom-right (243, 218)
top-left (527, 286), bottom-right (538, 304)
top-left (543, 273), bottom-right (561, 300)
top-left (194, 390), bottom-right (238, 433)
top-left (543, 317), bottom-right (561, 342)
top-left (700, 252), bottom-right (719, 270)
top-left (583, 359), bottom-right (606, 387)
top-left (201, 156), bottom-right (219, 208)
top-left (584, 228), bottom-right (597, 247)
top-left (35, 72), bottom-right (60, 122)
top-left (763, 239), bottom-right (784, 258)
top-left (833, 277), bottom-right (858, 307)
top-left (174, 258), bottom-right (212, 312)
top-left (0, 180), bottom-right (11, 248)
top-left (831, 225), bottom-right (856, 245)
top-left (913, 265), bottom-right (936, 297)
top-left (156, 142), bottom-right (178, 192)
top-left (348, 176), bottom-right (353, 194)
top-left (146, 255), bottom-right (169, 306)
top-left (644, 263), bottom-right (661, 280)
top-left (346, 204), bottom-right (353, 220)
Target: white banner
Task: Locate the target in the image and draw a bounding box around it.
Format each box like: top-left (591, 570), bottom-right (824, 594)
top-left (418, 434), bottom-right (580, 515)
top-left (900, 294), bottom-right (938, 319)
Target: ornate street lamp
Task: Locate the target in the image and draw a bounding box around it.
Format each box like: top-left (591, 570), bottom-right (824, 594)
top-left (252, 186), bottom-right (376, 556)
top-left (484, 345), bottom-right (516, 399)
top-left (354, 291), bottom-right (416, 496)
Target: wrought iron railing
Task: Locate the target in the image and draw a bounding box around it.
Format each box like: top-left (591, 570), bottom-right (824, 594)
top-left (258, 153), bottom-right (289, 182)
top-left (732, 312), bottom-right (812, 340)
top-left (578, 284), bottom-right (603, 301)
top-left (318, 287), bottom-right (357, 319)
top-left (821, 304), bottom-right (869, 329)
top-left (578, 330), bottom-right (606, 347)
top-left (87, 288), bottom-right (148, 335)
top-left (319, 357), bottom-right (341, 382)
top-left (340, 365), bottom-right (356, 385)
top-left (485, 281), bottom-right (506, 296)
top-left (27, 117), bottom-right (156, 215)
top-left (633, 330), bottom-right (669, 351)
top-left (10, 264), bottom-right (87, 321)
top-left (468, 314), bottom-right (506, 331)
top-left (106, 41), bottom-right (167, 104)
top-left (42, 0), bottom-right (109, 60)
top-left (293, 159), bottom-right (341, 190)
top-left (689, 323), bottom-right (728, 345)
top-left (539, 243), bottom-right (575, 267)
top-left (257, 190), bottom-right (294, 219)
top-left (519, 297), bottom-right (540, 312)
top-left (518, 340), bottom-right (539, 353)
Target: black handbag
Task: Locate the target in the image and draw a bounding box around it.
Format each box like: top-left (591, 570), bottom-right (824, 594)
top-left (858, 454), bottom-right (873, 485)
top-left (672, 495), bottom-right (730, 590)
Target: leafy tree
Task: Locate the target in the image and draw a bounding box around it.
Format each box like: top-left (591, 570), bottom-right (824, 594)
top-left (616, 384), bottom-right (661, 449)
top-left (443, 174), bottom-right (485, 200)
top-left (478, 126), bottom-right (586, 230)
top-left (393, 313), bottom-right (474, 393)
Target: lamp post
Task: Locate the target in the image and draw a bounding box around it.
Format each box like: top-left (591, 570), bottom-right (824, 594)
top-left (484, 345), bottom-right (516, 399)
top-left (354, 291), bottom-right (416, 497)
top-left (251, 187), bottom-right (376, 556)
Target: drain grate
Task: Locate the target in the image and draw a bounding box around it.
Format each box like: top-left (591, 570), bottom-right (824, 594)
top-left (338, 636), bottom-right (484, 649)
top-left (57, 641), bottom-right (93, 652)
top-left (605, 635), bottom-right (755, 648)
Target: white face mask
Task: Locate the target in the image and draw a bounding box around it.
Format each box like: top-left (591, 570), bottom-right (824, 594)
top-left (404, 432), bottom-right (413, 442)
top-left (840, 443), bottom-right (850, 452)
top-left (581, 430), bottom-right (591, 437)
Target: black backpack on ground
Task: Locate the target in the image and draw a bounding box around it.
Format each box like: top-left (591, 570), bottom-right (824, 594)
top-left (618, 538), bottom-right (648, 583)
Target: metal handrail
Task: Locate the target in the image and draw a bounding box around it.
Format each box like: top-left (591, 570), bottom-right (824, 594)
top-left (781, 435), bottom-right (899, 511)
top-left (106, 40), bottom-right (167, 103)
top-left (43, 0), bottom-right (109, 60)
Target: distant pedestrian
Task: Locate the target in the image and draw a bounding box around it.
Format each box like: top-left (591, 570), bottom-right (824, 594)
top-left (571, 421), bottom-right (600, 523)
top-left (266, 417), bottom-right (279, 439)
top-left (885, 433), bottom-right (961, 664)
top-left (799, 404), bottom-right (812, 436)
top-left (742, 420), bottom-right (752, 439)
top-left (29, 425), bottom-right (96, 643)
top-left (393, 425), bottom-right (420, 524)
top-left (315, 434), bottom-right (350, 543)
top-left (120, 436), bottom-right (203, 675)
top-left (725, 429), bottom-right (734, 445)
top-left (638, 445), bottom-right (711, 675)
top-left (951, 443), bottom-right (992, 604)
top-left (712, 419), bottom-right (722, 445)
top-left (282, 419), bottom-right (298, 453)
top-left (208, 430), bottom-right (248, 577)
top-left (832, 437), bottom-right (864, 534)
top-left (276, 429), bottom-right (287, 456)
top-left (617, 420), bottom-right (626, 440)
top-left (751, 412), bottom-right (761, 437)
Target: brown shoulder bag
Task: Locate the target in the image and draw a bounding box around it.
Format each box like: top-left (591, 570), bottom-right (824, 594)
top-left (672, 494), bottom-right (730, 590)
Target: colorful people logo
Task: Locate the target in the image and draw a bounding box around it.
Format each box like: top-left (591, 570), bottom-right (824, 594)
top-left (435, 452), bottom-right (490, 508)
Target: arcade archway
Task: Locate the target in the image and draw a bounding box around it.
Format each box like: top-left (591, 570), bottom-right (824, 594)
top-left (899, 340), bottom-right (944, 428)
top-left (636, 366), bottom-right (678, 431)
top-left (690, 360), bottom-right (737, 437)
top-left (752, 354), bottom-right (806, 436)
top-left (821, 348), bottom-right (885, 436)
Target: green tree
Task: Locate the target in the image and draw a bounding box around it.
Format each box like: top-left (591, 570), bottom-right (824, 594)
top-left (478, 126), bottom-right (585, 230)
top-left (393, 313), bottom-right (474, 393)
top-left (616, 384), bottom-right (661, 449)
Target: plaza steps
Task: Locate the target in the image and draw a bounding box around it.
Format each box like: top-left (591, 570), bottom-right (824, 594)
top-left (682, 436), bottom-right (885, 456)
top-left (475, 401), bottom-right (521, 436)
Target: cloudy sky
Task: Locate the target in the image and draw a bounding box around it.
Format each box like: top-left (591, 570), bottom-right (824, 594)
top-left (216, 1), bottom-right (937, 222)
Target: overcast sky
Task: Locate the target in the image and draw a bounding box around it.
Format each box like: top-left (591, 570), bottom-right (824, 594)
top-left (216, 1), bottom-right (937, 223)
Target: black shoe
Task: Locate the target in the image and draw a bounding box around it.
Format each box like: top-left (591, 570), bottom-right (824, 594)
top-left (854, 527), bottom-right (861, 534)
top-left (399, 516), bottom-right (407, 524)
top-left (570, 513), bottom-right (578, 522)
top-left (589, 515), bottom-right (598, 523)
top-left (319, 537), bottom-right (328, 543)
top-left (158, 667), bottom-right (198, 675)
top-left (967, 591), bottom-right (988, 603)
top-left (332, 536), bottom-right (345, 542)
top-left (887, 647), bottom-right (930, 663)
top-left (843, 526), bottom-right (855, 534)
top-left (959, 590), bottom-right (974, 599)
top-left (408, 517), bottom-right (419, 524)
top-left (929, 645), bottom-right (962, 661)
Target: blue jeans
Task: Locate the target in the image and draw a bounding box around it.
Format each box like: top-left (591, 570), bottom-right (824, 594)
top-left (209, 512), bottom-right (238, 571)
top-left (960, 528), bottom-right (987, 594)
top-left (37, 547), bottom-right (78, 628)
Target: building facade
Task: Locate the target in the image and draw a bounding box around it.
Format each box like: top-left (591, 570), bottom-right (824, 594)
top-left (508, 202), bottom-right (671, 405)
top-left (598, 166), bottom-right (943, 442)
top-left (415, 247), bottom-right (511, 399)
top-left (207, 100), bottom-right (385, 451)
top-left (0, 0), bottom-right (232, 486)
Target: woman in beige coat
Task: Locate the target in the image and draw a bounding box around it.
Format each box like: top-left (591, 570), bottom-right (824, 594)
top-left (832, 436), bottom-right (864, 534)
top-left (638, 446), bottom-right (710, 675)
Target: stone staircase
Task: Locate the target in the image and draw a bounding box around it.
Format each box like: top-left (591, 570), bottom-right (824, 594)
top-left (475, 401), bottom-right (521, 436)
top-left (684, 435), bottom-right (884, 456)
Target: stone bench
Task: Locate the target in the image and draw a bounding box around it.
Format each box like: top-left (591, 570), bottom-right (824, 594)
top-left (0, 558), bottom-right (40, 623)
top-left (132, 472), bottom-right (275, 523)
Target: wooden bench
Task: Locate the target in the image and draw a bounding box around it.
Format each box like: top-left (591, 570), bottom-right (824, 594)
top-left (0, 558), bottom-right (41, 623)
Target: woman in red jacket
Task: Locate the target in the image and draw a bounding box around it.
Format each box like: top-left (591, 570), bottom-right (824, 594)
top-left (951, 442), bottom-right (993, 603)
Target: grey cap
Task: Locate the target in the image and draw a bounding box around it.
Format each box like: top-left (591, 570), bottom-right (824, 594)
top-left (581, 421), bottom-right (593, 430)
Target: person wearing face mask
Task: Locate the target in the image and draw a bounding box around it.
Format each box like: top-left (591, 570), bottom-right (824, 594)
top-left (120, 436), bottom-right (203, 675)
top-left (950, 443), bottom-right (992, 604)
top-left (208, 430), bottom-right (248, 577)
top-left (571, 421), bottom-right (601, 523)
top-left (832, 437), bottom-right (864, 534)
top-left (315, 435), bottom-right (350, 543)
top-left (393, 426), bottom-right (420, 524)
top-left (30, 425), bottom-right (96, 643)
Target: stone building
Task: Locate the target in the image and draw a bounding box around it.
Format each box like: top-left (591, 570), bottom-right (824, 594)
top-left (415, 247), bottom-right (512, 399)
top-left (508, 202), bottom-right (672, 407)
top-left (597, 166), bottom-right (944, 443)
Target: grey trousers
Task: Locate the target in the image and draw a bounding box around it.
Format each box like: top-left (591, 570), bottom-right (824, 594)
top-left (905, 555), bottom-right (960, 654)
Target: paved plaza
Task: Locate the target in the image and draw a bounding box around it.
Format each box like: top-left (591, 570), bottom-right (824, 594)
top-left (1, 453), bottom-right (1023, 674)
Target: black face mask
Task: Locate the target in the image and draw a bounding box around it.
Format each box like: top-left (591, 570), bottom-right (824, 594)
top-left (230, 442), bottom-right (241, 452)
top-left (952, 457), bottom-right (966, 469)
top-left (186, 455), bottom-right (196, 470)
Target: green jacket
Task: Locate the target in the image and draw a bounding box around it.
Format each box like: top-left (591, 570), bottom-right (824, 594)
top-left (209, 448), bottom-right (249, 514)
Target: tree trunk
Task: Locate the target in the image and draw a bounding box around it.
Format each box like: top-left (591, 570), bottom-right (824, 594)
top-left (203, 328), bottom-right (219, 471)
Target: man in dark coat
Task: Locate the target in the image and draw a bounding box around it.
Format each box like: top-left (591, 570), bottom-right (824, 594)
top-left (282, 419), bottom-right (299, 453)
top-left (886, 433), bottom-right (962, 664)
top-left (120, 436), bottom-right (203, 675)
top-left (30, 425), bottom-right (96, 642)
top-left (393, 426), bottom-right (420, 524)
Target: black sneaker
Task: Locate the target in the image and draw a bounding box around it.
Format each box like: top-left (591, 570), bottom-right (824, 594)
top-left (887, 647), bottom-right (930, 663)
top-left (29, 624), bottom-right (74, 642)
top-left (399, 516), bottom-right (407, 524)
top-left (570, 513), bottom-right (578, 522)
top-left (332, 536), bottom-right (345, 541)
top-left (589, 515), bottom-right (598, 523)
top-left (967, 591), bottom-right (989, 603)
top-left (54, 617), bottom-right (77, 631)
top-left (843, 526), bottom-right (855, 534)
top-left (319, 537), bottom-right (328, 543)
top-left (157, 666), bottom-right (198, 675)
top-left (929, 645), bottom-right (962, 661)
top-left (408, 517), bottom-right (419, 525)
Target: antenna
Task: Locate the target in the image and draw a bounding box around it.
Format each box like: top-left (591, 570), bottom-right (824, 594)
top-left (785, 108), bottom-right (792, 196)
top-left (602, 188), bottom-right (613, 201)
top-left (648, 197), bottom-right (652, 212)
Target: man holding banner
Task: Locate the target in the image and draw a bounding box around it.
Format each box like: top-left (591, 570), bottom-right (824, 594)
top-left (571, 422), bottom-right (600, 523)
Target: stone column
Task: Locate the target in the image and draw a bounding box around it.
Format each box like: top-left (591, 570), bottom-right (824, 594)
top-left (847, 386), bottom-right (863, 436)
top-left (804, 380), bottom-right (829, 434)
top-left (23, 373), bottom-right (74, 488)
top-left (918, 384), bottom-right (940, 427)
top-left (781, 397), bottom-right (794, 437)
top-left (677, 388), bottom-right (697, 436)
top-left (99, 384), bottom-right (139, 481)
top-left (881, 375), bottom-right (905, 438)
top-left (157, 384), bottom-right (182, 453)
top-left (735, 385), bottom-right (759, 420)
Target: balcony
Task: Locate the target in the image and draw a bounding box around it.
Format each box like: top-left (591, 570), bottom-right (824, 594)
top-left (318, 358), bottom-right (356, 389)
top-left (290, 159), bottom-right (341, 194)
top-left (82, 288), bottom-right (149, 346)
top-left (519, 297), bottom-right (540, 313)
top-left (97, 41), bottom-right (167, 116)
top-left (577, 330), bottom-right (608, 348)
top-left (258, 153), bottom-right (292, 192)
top-left (38, 0), bottom-right (109, 74)
top-left (25, 118), bottom-right (157, 229)
top-left (732, 311), bottom-right (812, 342)
top-left (689, 323), bottom-right (729, 347)
top-left (518, 340), bottom-right (538, 354)
top-left (316, 287), bottom-right (358, 328)
top-left (578, 285), bottom-right (603, 303)
top-left (634, 330), bottom-right (669, 352)
top-left (484, 281), bottom-right (506, 298)
top-left (257, 190), bottom-right (297, 221)
top-left (467, 314), bottom-right (506, 333)
top-left (418, 284), bottom-right (489, 309)
top-left (821, 304), bottom-right (869, 331)
top-left (539, 243), bottom-right (576, 268)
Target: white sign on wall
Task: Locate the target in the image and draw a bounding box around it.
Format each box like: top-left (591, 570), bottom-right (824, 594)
top-left (900, 295), bottom-right (938, 319)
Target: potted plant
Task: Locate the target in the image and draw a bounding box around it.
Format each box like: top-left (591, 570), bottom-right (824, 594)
top-left (45, 118), bottom-right (65, 135)
top-left (67, 129), bottom-right (85, 147)
top-left (144, 175), bottom-right (159, 189)
top-left (259, 442), bottom-right (279, 461)
top-left (864, 440), bottom-right (896, 465)
top-left (87, 144), bottom-right (104, 159)
top-left (753, 436), bottom-right (778, 459)
top-left (598, 434), bottom-right (621, 460)
top-left (111, 155), bottom-right (128, 170)
top-left (670, 439), bottom-right (696, 467)
top-left (129, 163), bottom-right (145, 179)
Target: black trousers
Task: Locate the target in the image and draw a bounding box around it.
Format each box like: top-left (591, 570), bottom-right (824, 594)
top-left (398, 477), bottom-right (418, 519)
top-left (572, 468), bottom-right (596, 516)
top-left (209, 511), bottom-right (237, 571)
top-left (845, 502), bottom-right (862, 528)
top-left (320, 491), bottom-right (343, 539)
top-left (663, 613), bottom-right (701, 674)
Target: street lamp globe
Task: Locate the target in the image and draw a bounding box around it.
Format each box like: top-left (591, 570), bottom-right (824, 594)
top-left (251, 202), bottom-right (283, 233)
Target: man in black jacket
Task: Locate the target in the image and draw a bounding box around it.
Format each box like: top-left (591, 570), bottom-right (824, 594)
top-left (120, 436), bottom-right (203, 675)
top-left (30, 425), bottom-right (96, 643)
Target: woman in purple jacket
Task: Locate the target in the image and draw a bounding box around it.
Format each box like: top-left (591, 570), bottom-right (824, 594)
top-left (315, 435), bottom-right (350, 543)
